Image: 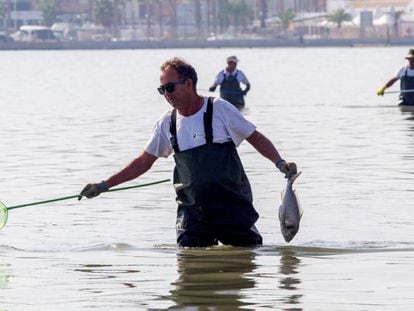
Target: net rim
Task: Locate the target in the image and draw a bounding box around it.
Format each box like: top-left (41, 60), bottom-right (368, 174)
top-left (0, 201), bottom-right (9, 229)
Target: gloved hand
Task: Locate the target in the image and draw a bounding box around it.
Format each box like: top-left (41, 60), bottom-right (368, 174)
top-left (78, 181), bottom-right (109, 200)
top-left (242, 90), bottom-right (248, 96)
top-left (377, 86), bottom-right (387, 96)
top-left (275, 159), bottom-right (297, 178)
top-left (209, 86), bottom-right (216, 92)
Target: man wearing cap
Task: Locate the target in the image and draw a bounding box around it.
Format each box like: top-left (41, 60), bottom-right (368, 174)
top-left (209, 55), bottom-right (250, 109)
top-left (377, 48), bottom-right (414, 105)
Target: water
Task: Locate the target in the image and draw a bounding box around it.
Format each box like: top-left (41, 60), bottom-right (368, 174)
top-left (1, 46), bottom-right (414, 310)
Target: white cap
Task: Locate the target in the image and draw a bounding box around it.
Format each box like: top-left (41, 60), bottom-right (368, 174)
top-left (226, 55), bottom-right (239, 63)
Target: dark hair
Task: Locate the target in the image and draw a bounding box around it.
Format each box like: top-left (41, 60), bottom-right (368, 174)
top-left (160, 57), bottom-right (198, 89)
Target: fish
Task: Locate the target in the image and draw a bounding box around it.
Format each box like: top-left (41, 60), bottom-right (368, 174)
top-left (278, 172), bottom-right (302, 242)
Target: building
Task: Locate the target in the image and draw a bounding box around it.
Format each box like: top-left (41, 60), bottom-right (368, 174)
top-left (1, 0), bottom-right (41, 30)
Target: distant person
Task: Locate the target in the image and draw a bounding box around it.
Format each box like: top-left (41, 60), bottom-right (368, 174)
top-left (209, 55), bottom-right (250, 109)
top-left (78, 57), bottom-right (297, 248)
top-left (377, 48), bottom-right (414, 106)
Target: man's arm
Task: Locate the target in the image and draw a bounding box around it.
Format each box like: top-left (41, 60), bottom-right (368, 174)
top-left (384, 77), bottom-right (399, 89)
top-left (210, 71), bottom-right (225, 92)
top-left (106, 151), bottom-right (158, 188)
top-left (246, 130), bottom-right (281, 163)
top-left (377, 77), bottom-right (399, 96)
top-left (78, 151), bottom-right (158, 200)
top-left (209, 83), bottom-right (218, 92)
top-left (238, 70), bottom-right (250, 95)
top-left (243, 83), bottom-right (250, 95)
top-left (246, 130), bottom-right (297, 178)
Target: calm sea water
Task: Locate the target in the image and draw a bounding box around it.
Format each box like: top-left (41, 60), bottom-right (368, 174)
top-left (1, 46), bottom-right (414, 310)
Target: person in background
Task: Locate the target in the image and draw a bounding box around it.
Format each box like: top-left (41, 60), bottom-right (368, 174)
top-left (78, 57), bottom-right (297, 248)
top-left (377, 48), bottom-right (414, 106)
top-left (209, 55), bottom-right (250, 109)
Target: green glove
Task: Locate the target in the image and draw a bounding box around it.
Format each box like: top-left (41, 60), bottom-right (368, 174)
top-left (275, 159), bottom-right (297, 178)
top-left (377, 86), bottom-right (387, 96)
top-left (78, 181), bottom-right (109, 200)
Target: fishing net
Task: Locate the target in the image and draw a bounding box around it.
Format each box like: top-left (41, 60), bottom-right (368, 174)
top-left (0, 202), bottom-right (8, 229)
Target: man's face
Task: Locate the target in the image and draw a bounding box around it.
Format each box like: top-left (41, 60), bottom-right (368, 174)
top-left (159, 67), bottom-right (188, 109)
top-left (408, 58), bottom-right (414, 68)
top-left (227, 61), bottom-right (237, 72)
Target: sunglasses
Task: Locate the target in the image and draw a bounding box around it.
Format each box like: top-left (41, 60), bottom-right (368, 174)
top-left (157, 80), bottom-right (186, 95)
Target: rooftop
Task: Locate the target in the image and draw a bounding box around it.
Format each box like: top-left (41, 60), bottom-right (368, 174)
top-left (347, 0), bottom-right (412, 9)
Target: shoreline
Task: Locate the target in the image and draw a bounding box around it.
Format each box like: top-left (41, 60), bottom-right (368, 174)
top-left (0, 38), bottom-right (413, 50)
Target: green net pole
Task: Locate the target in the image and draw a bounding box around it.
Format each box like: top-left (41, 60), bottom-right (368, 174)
top-left (7, 179), bottom-right (170, 210)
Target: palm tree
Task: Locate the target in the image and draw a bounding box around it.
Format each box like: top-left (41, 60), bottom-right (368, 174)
top-left (328, 8), bottom-right (352, 28)
top-left (259, 0), bottom-right (267, 29)
top-left (38, 0), bottom-right (58, 26)
top-left (222, 0), bottom-right (253, 35)
top-left (124, 0), bottom-right (137, 40)
top-left (206, 0), bottom-right (218, 37)
top-left (156, 1), bottom-right (164, 39)
top-left (278, 9), bottom-right (295, 33)
top-left (218, 0), bottom-right (229, 33)
top-left (0, 2), bottom-right (6, 28)
top-left (211, 0), bottom-right (218, 36)
top-left (168, 0), bottom-right (177, 39)
top-left (392, 10), bottom-right (403, 39)
top-left (95, 0), bottom-right (114, 29)
top-left (194, 0), bottom-right (202, 39)
top-left (112, 0), bottom-right (122, 38)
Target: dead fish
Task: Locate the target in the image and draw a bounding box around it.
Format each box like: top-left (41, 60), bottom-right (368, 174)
top-left (278, 172), bottom-right (302, 242)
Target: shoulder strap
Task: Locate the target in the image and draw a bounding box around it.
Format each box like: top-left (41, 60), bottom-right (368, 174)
top-left (170, 98), bottom-right (214, 152)
top-left (204, 97), bottom-right (214, 144)
top-left (169, 109), bottom-right (179, 153)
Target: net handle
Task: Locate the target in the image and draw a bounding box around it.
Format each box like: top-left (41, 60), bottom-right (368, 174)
top-left (7, 179), bottom-right (170, 210)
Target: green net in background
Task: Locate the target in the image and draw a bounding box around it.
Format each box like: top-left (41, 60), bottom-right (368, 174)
top-left (0, 202), bottom-right (8, 229)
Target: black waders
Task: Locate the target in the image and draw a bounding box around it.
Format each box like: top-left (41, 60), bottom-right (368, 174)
top-left (400, 69), bottom-right (414, 106)
top-left (170, 98), bottom-right (262, 247)
top-left (219, 72), bottom-right (245, 108)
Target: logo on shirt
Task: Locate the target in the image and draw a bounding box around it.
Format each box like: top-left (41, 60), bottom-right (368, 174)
top-left (193, 132), bottom-right (204, 139)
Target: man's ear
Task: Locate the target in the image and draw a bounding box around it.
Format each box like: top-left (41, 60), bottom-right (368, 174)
top-left (185, 78), bottom-right (193, 89)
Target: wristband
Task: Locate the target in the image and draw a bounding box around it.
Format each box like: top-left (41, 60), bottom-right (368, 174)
top-left (275, 159), bottom-right (286, 169)
top-left (97, 181), bottom-right (109, 192)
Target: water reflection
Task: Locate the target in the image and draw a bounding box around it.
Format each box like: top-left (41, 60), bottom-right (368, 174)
top-left (74, 263), bottom-right (140, 292)
top-left (168, 247), bottom-right (256, 309)
top-left (278, 247), bottom-right (303, 309)
top-left (0, 261), bottom-right (10, 289)
top-left (400, 107), bottom-right (414, 132)
top-left (0, 260), bottom-right (11, 306)
top-left (399, 107), bottom-right (414, 158)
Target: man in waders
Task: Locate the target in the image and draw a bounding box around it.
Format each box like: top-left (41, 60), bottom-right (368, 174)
top-left (209, 55), bottom-right (250, 109)
top-left (377, 48), bottom-right (414, 106)
top-left (78, 57), bottom-right (296, 248)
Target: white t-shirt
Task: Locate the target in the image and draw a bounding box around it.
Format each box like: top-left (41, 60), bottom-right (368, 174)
top-left (397, 66), bottom-right (414, 78)
top-left (214, 69), bottom-right (250, 85)
top-left (144, 97), bottom-right (256, 158)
